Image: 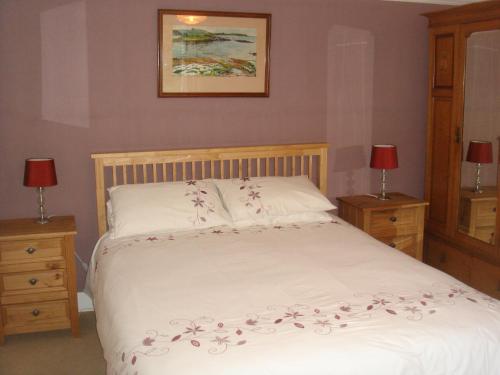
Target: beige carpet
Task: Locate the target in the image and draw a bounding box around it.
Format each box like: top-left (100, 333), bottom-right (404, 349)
top-left (0, 312), bottom-right (106, 375)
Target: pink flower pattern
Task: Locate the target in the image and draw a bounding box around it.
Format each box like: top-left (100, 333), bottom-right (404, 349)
top-left (115, 284), bottom-right (498, 374)
top-left (95, 220), bottom-right (340, 268)
top-left (95, 219), bottom-right (497, 374)
top-left (184, 180), bottom-right (216, 224)
top-left (238, 177), bottom-right (267, 215)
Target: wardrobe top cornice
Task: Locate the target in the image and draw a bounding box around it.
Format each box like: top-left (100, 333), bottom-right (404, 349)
top-left (423, 0), bottom-right (500, 28)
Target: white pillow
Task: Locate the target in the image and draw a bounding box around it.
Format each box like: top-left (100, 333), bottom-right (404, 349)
top-left (213, 175), bottom-right (335, 224)
top-left (106, 200), bottom-right (114, 230)
top-left (108, 180), bottom-right (231, 239)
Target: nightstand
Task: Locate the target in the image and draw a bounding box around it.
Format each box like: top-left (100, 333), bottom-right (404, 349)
top-left (337, 193), bottom-right (428, 261)
top-left (458, 186), bottom-right (497, 244)
top-left (0, 216), bottom-right (79, 344)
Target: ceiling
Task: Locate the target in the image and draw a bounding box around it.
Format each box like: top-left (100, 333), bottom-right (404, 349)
top-left (385, 0), bottom-right (484, 5)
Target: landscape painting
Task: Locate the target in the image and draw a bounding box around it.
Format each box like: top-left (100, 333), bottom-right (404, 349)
top-left (172, 26), bottom-right (257, 77)
top-left (158, 10), bottom-right (271, 97)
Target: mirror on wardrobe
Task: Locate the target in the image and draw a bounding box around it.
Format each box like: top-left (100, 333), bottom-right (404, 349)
top-left (458, 29), bottom-right (500, 245)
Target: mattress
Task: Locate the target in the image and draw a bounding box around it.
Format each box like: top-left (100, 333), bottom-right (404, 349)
top-left (87, 216), bottom-right (500, 375)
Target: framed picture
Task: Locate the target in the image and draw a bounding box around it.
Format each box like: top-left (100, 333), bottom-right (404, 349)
top-left (158, 9), bottom-right (271, 97)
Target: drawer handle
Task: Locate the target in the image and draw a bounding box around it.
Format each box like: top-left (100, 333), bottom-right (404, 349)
top-left (389, 216), bottom-right (397, 222)
top-left (389, 242), bottom-right (396, 248)
top-left (26, 247), bottom-right (37, 255)
top-left (492, 207), bottom-right (497, 213)
top-left (29, 278), bottom-right (38, 286)
top-left (32, 309), bottom-right (40, 317)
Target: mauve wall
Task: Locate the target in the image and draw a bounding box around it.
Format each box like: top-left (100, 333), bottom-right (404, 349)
top-left (0, 0), bottom-right (441, 289)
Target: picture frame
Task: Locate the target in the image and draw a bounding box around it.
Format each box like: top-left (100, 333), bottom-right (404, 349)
top-left (158, 9), bottom-right (271, 97)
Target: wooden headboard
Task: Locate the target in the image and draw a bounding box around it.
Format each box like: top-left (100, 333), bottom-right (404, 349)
top-left (91, 143), bottom-right (329, 236)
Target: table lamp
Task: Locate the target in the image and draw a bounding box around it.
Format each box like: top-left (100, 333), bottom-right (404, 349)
top-left (24, 158), bottom-right (58, 224)
top-left (466, 140), bottom-right (492, 194)
top-left (370, 144), bottom-right (398, 200)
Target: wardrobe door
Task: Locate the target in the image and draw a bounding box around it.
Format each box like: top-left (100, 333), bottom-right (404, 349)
top-left (456, 27), bottom-right (500, 249)
top-left (425, 26), bottom-right (461, 236)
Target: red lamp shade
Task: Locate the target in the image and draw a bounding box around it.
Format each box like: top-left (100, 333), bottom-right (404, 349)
top-left (24, 158), bottom-right (58, 187)
top-left (466, 140), bottom-right (493, 164)
top-left (370, 145), bottom-right (398, 170)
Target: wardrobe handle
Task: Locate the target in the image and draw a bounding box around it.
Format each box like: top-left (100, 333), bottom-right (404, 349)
top-left (26, 247), bottom-right (37, 255)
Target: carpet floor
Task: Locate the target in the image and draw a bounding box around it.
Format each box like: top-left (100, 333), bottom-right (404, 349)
top-left (0, 312), bottom-right (106, 375)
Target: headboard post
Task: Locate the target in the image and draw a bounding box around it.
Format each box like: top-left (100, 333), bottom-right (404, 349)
top-left (92, 143), bottom-right (329, 237)
top-left (319, 147), bottom-right (328, 195)
top-left (94, 158), bottom-right (107, 237)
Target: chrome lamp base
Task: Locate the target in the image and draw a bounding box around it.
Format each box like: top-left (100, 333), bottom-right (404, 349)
top-left (36, 187), bottom-right (50, 224)
top-left (472, 162), bottom-right (483, 194)
top-left (377, 169), bottom-right (391, 200)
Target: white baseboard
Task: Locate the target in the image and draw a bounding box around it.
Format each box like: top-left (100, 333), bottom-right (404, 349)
top-left (78, 291), bottom-right (94, 312)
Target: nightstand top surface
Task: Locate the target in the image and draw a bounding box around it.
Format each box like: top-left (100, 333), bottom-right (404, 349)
top-left (336, 193), bottom-right (428, 210)
top-left (460, 186), bottom-right (497, 201)
top-left (0, 216), bottom-right (76, 240)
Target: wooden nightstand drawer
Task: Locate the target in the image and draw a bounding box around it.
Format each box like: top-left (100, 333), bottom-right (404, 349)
top-left (378, 235), bottom-right (418, 258)
top-left (476, 201), bottom-right (497, 219)
top-left (0, 259), bottom-right (65, 274)
top-left (337, 193), bottom-right (427, 261)
top-left (2, 270), bottom-right (65, 293)
top-left (0, 238), bottom-right (64, 263)
top-left (2, 300), bottom-right (70, 334)
top-left (472, 227), bottom-right (495, 244)
top-left (1, 290), bottom-right (69, 305)
top-left (370, 207), bottom-right (418, 236)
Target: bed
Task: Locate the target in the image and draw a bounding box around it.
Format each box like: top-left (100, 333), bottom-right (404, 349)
top-left (88, 144), bottom-right (500, 375)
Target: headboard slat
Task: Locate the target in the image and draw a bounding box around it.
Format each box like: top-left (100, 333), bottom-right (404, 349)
top-left (92, 143), bottom-right (329, 236)
top-left (162, 164), bottom-right (167, 182)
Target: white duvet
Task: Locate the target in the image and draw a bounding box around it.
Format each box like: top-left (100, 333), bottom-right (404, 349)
top-left (87, 217), bottom-right (500, 375)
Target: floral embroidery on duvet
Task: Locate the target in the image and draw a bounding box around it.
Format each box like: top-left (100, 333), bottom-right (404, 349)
top-left (113, 284), bottom-right (497, 374)
top-left (93, 221), bottom-right (341, 283)
top-left (95, 219), bottom-right (341, 267)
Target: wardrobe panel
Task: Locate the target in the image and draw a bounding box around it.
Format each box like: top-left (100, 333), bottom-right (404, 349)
top-left (434, 35), bottom-right (455, 88)
top-left (429, 97), bottom-right (452, 225)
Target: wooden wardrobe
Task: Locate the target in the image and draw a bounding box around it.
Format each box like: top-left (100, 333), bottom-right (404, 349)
top-left (423, 1), bottom-right (500, 299)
